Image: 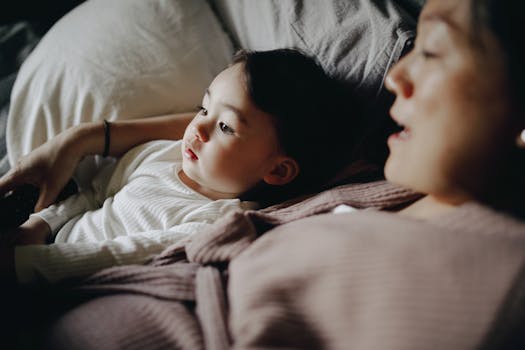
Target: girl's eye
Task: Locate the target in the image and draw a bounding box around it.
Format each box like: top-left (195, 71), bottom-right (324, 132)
top-left (218, 121), bottom-right (235, 135)
top-left (197, 106), bottom-right (208, 116)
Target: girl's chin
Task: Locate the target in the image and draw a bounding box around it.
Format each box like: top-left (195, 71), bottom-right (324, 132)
top-left (179, 167), bottom-right (199, 186)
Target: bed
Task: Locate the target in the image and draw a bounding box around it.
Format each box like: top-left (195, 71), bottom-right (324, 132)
top-left (1, 0), bottom-right (423, 180)
top-left (7, 0), bottom-right (493, 348)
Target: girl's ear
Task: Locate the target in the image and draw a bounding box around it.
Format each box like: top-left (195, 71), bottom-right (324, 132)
top-left (263, 157), bottom-right (300, 186)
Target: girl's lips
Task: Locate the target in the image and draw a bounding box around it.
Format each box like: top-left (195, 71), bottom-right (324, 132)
top-left (184, 146), bottom-right (198, 160)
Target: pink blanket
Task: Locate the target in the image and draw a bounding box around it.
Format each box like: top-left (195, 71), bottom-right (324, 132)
top-left (23, 181), bottom-right (525, 349)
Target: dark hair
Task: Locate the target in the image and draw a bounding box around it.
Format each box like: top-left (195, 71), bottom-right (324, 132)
top-left (471, 0), bottom-right (525, 113)
top-left (231, 48), bottom-right (364, 205)
top-left (471, 0), bottom-right (525, 219)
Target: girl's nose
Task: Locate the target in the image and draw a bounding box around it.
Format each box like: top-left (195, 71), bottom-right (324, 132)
top-left (193, 122), bottom-right (209, 142)
top-left (384, 57), bottom-right (414, 99)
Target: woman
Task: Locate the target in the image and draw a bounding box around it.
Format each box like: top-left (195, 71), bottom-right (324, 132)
top-left (226, 1), bottom-right (525, 348)
top-left (1, 0), bottom-right (525, 348)
top-left (383, 0), bottom-right (525, 220)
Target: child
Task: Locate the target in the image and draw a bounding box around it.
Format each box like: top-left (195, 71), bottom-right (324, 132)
top-left (1, 48), bottom-right (360, 285)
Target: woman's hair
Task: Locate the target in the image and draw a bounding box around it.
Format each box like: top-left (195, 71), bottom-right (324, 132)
top-left (231, 48), bottom-right (365, 205)
top-left (471, 0), bottom-right (525, 218)
top-left (471, 0), bottom-right (525, 113)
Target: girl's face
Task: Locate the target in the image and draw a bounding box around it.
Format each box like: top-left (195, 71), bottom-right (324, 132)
top-left (180, 63), bottom-right (294, 200)
top-left (384, 0), bottom-right (517, 204)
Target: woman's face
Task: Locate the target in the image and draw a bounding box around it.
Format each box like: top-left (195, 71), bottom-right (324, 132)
top-left (384, 0), bottom-right (517, 204)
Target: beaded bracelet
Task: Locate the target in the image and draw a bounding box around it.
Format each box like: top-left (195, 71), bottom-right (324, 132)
top-left (102, 119), bottom-right (111, 157)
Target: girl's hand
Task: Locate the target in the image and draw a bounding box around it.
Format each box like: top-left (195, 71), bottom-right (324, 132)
top-left (0, 113), bottom-right (194, 212)
top-left (11, 216), bottom-right (52, 246)
top-left (0, 127), bottom-right (83, 212)
top-left (0, 217), bottom-right (50, 287)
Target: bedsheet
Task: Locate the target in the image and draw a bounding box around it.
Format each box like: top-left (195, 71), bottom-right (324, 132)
top-left (0, 22), bottom-right (40, 176)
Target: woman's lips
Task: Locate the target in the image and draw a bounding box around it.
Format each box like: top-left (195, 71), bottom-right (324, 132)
top-left (388, 109), bottom-right (411, 145)
top-left (388, 128), bottom-right (411, 145)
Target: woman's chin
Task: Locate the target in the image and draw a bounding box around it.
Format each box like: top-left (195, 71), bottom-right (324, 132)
top-left (384, 159), bottom-right (408, 187)
top-left (383, 156), bottom-right (395, 181)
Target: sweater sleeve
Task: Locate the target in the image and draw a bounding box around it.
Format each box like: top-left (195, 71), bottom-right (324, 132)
top-left (32, 141), bottom-right (161, 235)
top-left (15, 221), bottom-right (208, 286)
top-left (32, 189), bottom-right (103, 235)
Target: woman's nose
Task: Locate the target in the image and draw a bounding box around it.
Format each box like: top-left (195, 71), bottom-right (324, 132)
top-left (384, 58), bottom-right (413, 99)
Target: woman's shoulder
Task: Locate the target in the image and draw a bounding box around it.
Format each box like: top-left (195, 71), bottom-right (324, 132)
top-left (229, 202), bottom-right (525, 349)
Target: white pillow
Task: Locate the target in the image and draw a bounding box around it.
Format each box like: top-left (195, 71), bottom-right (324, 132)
top-left (6, 0), bottom-right (234, 166)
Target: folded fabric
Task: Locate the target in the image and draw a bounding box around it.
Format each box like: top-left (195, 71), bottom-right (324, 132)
top-left (30, 181), bottom-right (525, 349)
top-left (38, 181), bottom-right (417, 348)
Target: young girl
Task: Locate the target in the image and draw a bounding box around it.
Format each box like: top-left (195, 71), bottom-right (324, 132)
top-left (0, 48), bottom-right (360, 285)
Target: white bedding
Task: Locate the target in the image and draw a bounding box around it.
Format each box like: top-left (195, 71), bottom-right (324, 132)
top-left (6, 0), bottom-right (234, 169)
top-left (6, 0), bottom-right (418, 187)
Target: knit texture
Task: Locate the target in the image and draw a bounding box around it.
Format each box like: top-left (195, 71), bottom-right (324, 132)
top-left (28, 180), bottom-right (525, 350)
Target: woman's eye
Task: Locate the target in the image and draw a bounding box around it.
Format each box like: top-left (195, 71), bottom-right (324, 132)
top-left (218, 121), bottom-right (235, 135)
top-left (421, 50), bottom-right (438, 59)
top-left (197, 106), bottom-right (208, 116)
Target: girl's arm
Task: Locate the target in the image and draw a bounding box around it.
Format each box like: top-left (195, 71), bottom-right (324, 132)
top-left (71, 112), bottom-right (195, 158)
top-left (0, 112), bottom-right (194, 211)
top-left (14, 221), bottom-right (207, 285)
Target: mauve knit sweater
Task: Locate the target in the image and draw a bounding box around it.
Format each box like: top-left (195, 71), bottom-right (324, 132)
top-left (18, 180), bottom-right (525, 349)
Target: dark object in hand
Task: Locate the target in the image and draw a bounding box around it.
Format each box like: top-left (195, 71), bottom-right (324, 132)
top-left (0, 179), bottom-right (78, 230)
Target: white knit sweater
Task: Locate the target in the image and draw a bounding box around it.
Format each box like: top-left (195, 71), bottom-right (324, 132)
top-left (15, 140), bottom-right (252, 285)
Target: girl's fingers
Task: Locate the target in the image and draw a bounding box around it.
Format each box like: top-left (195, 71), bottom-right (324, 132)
top-left (35, 185), bottom-right (54, 212)
top-left (0, 169), bottom-right (25, 196)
